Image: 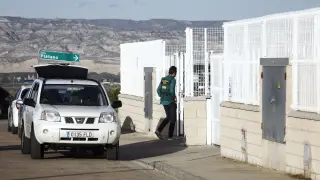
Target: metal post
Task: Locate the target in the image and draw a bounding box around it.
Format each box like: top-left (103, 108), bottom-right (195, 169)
top-left (291, 17), bottom-right (298, 111)
top-left (36, 49), bottom-right (41, 79)
top-left (176, 52), bottom-right (180, 137)
top-left (190, 28), bottom-right (194, 96)
top-left (180, 52), bottom-right (185, 135)
top-left (223, 26), bottom-right (229, 101)
top-left (243, 24), bottom-right (249, 104)
top-left (204, 28), bottom-right (209, 96)
top-left (314, 15), bottom-right (320, 113)
top-left (185, 28), bottom-right (191, 96)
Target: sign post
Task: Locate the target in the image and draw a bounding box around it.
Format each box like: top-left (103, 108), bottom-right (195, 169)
top-left (39, 50), bottom-right (80, 62)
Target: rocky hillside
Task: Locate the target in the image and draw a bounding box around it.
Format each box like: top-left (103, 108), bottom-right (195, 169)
top-left (0, 16), bottom-right (226, 73)
top-left (0, 16), bottom-right (226, 58)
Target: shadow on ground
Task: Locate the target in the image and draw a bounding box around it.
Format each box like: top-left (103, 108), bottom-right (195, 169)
top-left (0, 115), bottom-right (187, 160)
top-left (0, 145), bottom-right (20, 151)
top-left (111, 138), bottom-right (186, 161)
top-left (10, 169), bottom-right (147, 180)
top-left (58, 138), bottom-right (187, 161)
top-left (0, 138), bottom-right (187, 161)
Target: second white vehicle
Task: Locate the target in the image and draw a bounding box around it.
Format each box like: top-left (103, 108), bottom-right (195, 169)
top-left (19, 64), bottom-right (122, 159)
top-left (8, 84), bottom-right (32, 134)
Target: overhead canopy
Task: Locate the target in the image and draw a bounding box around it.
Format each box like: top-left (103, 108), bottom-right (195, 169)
top-left (33, 64), bottom-right (88, 79)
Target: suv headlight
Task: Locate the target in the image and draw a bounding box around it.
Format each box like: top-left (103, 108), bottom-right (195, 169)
top-left (40, 110), bottom-right (61, 122)
top-left (99, 112), bottom-right (117, 123)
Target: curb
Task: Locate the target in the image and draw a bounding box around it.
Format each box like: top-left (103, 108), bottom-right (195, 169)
top-left (135, 160), bottom-right (206, 180)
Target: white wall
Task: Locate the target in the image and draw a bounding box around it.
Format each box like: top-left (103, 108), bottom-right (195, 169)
top-left (120, 40), bottom-right (166, 97)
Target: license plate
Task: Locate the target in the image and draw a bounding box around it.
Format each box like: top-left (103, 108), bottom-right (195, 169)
top-left (66, 131), bottom-right (94, 138)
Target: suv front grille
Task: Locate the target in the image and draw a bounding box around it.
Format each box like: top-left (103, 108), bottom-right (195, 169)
top-left (86, 118), bottom-right (95, 124)
top-left (65, 117), bottom-right (74, 124)
top-left (63, 117), bottom-right (96, 124)
top-left (74, 117), bottom-right (85, 124)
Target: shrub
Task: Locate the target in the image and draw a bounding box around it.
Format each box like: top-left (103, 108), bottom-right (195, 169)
top-left (106, 84), bottom-right (120, 102)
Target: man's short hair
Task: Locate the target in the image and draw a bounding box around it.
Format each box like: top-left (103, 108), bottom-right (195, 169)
top-left (169, 66), bottom-right (177, 75)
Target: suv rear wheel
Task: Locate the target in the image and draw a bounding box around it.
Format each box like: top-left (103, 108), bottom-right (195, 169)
top-left (11, 124), bottom-right (18, 134)
top-left (7, 113), bottom-right (11, 132)
top-left (30, 124), bottom-right (44, 159)
top-left (21, 122), bottom-right (31, 154)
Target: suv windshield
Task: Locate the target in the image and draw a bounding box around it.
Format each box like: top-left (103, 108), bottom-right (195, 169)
top-left (40, 84), bottom-right (108, 106)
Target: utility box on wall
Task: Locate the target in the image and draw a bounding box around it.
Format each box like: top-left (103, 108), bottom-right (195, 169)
top-left (144, 67), bottom-right (153, 121)
top-left (260, 58), bottom-right (288, 144)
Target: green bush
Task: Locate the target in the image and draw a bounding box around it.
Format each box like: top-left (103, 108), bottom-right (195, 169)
top-left (106, 84), bottom-right (120, 102)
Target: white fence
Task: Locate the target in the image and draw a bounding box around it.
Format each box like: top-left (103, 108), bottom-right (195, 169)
top-left (292, 10), bottom-right (320, 113)
top-left (120, 39), bottom-right (186, 98)
top-left (185, 27), bottom-right (224, 97)
top-left (159, 44), bottom-right (186, 77)
top-left (223, 8), bottom-right (320, 111)
top-left (224, 21), bottom-right (261, 105)
top-left (120, 40), bottom-right (165, 97)
top-left (120, 28), bottom-right (224, 98)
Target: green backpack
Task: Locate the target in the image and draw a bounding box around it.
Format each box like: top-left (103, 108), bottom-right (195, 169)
top-left (160, 77), bottom-right (172, 95)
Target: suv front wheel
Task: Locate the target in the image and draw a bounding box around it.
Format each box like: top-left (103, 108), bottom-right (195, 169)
top-left (30, 124), bottom-right (44, 159)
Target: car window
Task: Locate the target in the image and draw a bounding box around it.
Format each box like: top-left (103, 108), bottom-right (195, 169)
top-left (20, 88), bottom-right (30, 100)
top-left (40, 84), bottom-right (108, 106)
top-left (26, 85), bottom-right (34, 99)
top-left (29, 83), bottom-right (39, 102)
top-left (15, 88), bottom-right (22, 99)
top-left (31, 83), bottom-right (39, 102)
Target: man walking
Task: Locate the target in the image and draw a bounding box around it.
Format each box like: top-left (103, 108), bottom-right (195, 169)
top-left (155, 66), bottom-right (177, 140)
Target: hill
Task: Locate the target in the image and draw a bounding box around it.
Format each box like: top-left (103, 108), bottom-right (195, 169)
top-left (0, 16), bottom-right (227, 73)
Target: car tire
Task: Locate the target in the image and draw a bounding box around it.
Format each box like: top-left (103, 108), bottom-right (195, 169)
top-left (18, 124), bottom-right (21, 138)
top-left (7, 114), bottom-right (11, 132)
top-left (11, 125), bottom-right (18, 134)
top-left (30, 125), bottom-right (44, 159)
top-left (21, 123), bottom-right (31, 154)
top-left (7, 122), bottom-right (11, 132)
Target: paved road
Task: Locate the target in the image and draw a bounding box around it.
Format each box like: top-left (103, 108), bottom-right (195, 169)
top-left (0, 120), bottom-right (173, 180)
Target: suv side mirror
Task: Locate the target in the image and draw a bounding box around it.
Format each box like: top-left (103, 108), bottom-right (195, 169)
top-left (23, 98), bottom-right (35, 107)
top-left (111, 100), bottom-right (122, 109)
top-left (16, 99), bottom-right (24, 105)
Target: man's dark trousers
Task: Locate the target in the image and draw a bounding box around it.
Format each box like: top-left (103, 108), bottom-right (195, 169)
top-left (157, 102), bottom-right (177, 138)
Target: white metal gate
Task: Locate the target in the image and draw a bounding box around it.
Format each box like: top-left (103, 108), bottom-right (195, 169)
top-left (165, 51), bottom-right (185, 136)
top-left (207, 52), bottom-right (223, 145)
top-left (184, 27), bottom-right (224, 145)
top-left (176, 52), bottom-right (185, 136)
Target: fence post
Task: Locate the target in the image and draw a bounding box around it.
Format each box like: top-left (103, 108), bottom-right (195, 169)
top-left (185, 28), bottom-right (190, 96)
top-left (291, 16), bottom-right (298, 111)
top-left (223, 26), bottom-right (229, 101)
top-left (204, 28), bottom-right (209, 96)
top-left (190, 28), bottom-right (194, 97)
top-left (259, 20), bottom-right (267, 105)
top-left (243, 24), bottom-right (249, 104)
top-left (314, 15), bottom-right (320, 114)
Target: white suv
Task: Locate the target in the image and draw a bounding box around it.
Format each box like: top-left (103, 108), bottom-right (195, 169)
top-left (19, 64), bottom-right (122, 159)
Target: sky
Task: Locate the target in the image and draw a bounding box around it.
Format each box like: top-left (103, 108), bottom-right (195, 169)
top-left (1, 0), bottom-right (320, 21)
